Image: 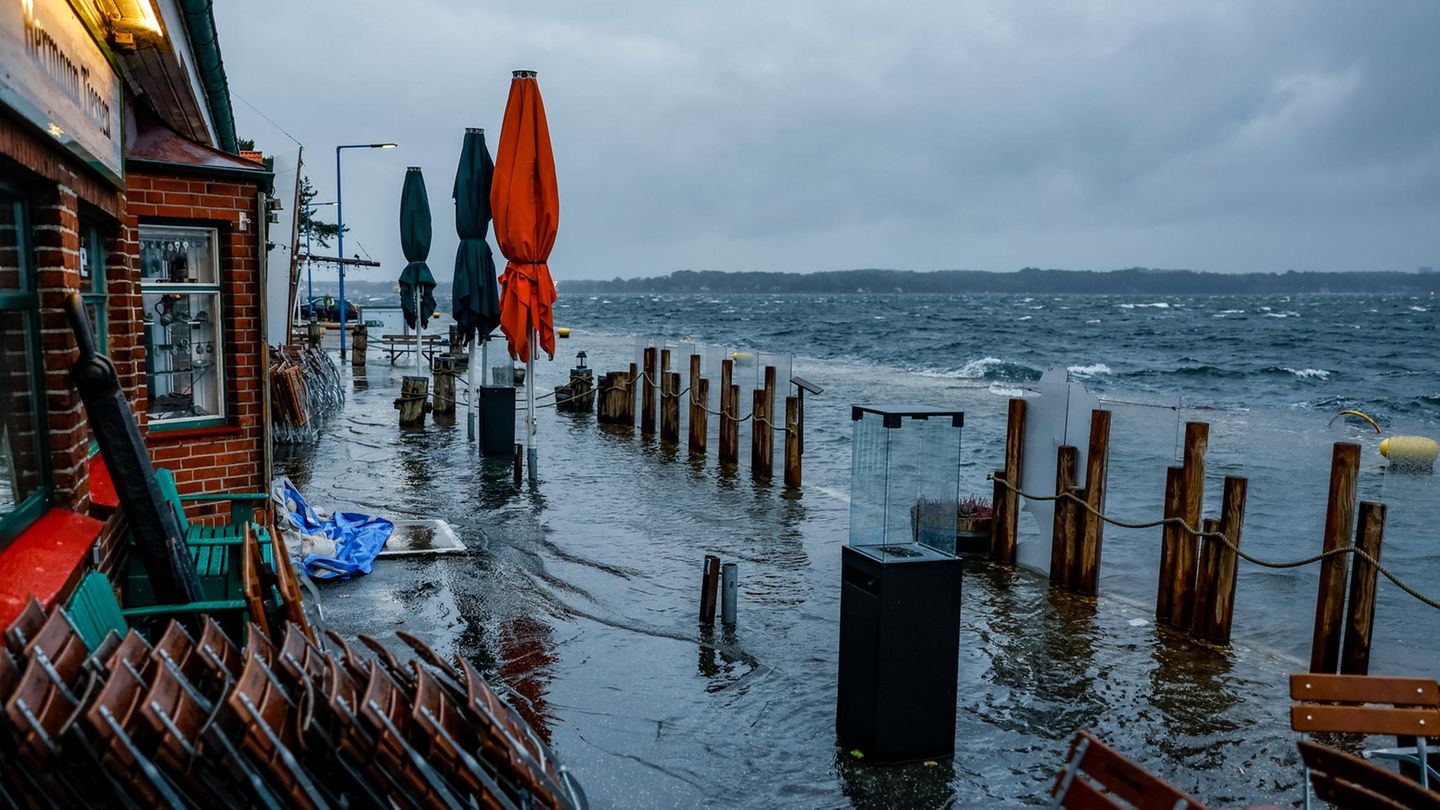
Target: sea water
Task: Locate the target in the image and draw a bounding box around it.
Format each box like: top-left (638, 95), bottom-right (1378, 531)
top-left (287, 292), bottom-right (1439, 807)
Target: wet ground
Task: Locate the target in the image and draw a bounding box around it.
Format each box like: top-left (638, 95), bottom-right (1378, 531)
top-left (279, 333), bottom-right (1337, 808)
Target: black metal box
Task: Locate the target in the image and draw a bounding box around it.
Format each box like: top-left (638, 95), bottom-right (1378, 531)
top-left (836, 543), bottom-right (963, 763)
top-left (477, 385), bottom-right (516, 456)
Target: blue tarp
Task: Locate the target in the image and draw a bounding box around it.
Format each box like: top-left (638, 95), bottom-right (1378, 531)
top-left (279, 480), bottom-right (394, 580)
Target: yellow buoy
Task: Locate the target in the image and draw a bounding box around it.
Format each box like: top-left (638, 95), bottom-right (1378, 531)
top-left (1379, 436), bottom-right (1439, 472)
top-left (731, 351), bottom-right (755, 363)
top-left (557, 327), bottom-right (571, 338)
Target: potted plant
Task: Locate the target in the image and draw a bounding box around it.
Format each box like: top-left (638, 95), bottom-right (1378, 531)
top-left (955, 494), bottom-right (993, 537)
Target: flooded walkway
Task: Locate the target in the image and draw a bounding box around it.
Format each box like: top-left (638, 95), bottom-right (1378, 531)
top-left (281, 339), bottom-right (1308, 807)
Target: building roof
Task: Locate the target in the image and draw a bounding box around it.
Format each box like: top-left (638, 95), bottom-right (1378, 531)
top-left (124, 99), bottom-right (269, 182)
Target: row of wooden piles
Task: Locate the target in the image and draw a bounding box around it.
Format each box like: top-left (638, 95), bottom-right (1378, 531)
top-left (595, 347), bottom-right (806, 487)
top-left (0, 599), bottom-right (584, 809)
top-left (989, 398), bottom-right (1392, 675)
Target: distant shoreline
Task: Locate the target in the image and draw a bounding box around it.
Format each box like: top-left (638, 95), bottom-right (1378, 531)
top-left (308, 266), bottom-right (1439, 299)
top-left (560, 267), bottom-right (1438, 295)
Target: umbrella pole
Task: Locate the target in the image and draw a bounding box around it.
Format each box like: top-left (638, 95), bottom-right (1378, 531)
top-left (416, 285), bottom-right (423, 370)
top-left (527, 327), bottom-right (537, 484)
top-left (467, 338), bottom-right (476, 443)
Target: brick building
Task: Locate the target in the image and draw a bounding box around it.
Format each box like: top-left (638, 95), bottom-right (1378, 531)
top-left (0, 0), bottom-right (274, 624)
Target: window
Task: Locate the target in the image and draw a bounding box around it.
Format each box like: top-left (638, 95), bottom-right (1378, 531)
top-left (0, 185), bottom-right (51, 544)
top-left (79, 222), bottom-right (106, 353)
top-left (139, 224), bottom-right (225, 428)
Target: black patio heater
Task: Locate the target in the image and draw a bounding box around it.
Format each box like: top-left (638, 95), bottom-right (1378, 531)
top-left (836, 405), bottom-right (965, 763)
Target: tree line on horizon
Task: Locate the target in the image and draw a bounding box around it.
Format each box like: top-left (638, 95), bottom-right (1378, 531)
top-left (561, 267), bottom-right (1437, 294)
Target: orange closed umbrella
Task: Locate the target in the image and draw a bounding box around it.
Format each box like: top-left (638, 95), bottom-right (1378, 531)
top-left (492, 70), bottom-right (559, 363)
top-left (492, 69), bottom-right (559, 482)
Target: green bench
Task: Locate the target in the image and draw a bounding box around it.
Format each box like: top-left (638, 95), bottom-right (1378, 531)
top-left (67, 571), bottom-right (245, 651)
top-left (124, 468), bottom-right (275, 607)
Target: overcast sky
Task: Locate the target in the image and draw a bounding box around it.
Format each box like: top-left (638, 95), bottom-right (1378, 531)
top-left (215, 1), bottom-right (1440, 282)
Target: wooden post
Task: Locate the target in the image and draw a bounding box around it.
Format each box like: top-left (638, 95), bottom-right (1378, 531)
top-left (751, 366), bottom-right (776, 479)
top-left (1190, 518), bottom-right (1222, 638)
top-left (1156, 466), bottom-right (1184, 622)
top-left (598, 372), bottom-right (626, 424)
top-left (1339, 501), bottom-right (1386, 675)
top-left (991, 398), bottom-right (1026, 565)
top-left (661, 372), bottom-right (680, 443)
top-left (700, 555), bottom-right (720, 624)
top-left (1309, 442), bottom-right (1361, 674)
top-left (432, 356), bottom-right (456, 415)
top-left (1168, 422), bottom-right (1209, 629)
top-left (691, 379), bottom-right (709, 458)
top-left (784, 396), bottom-right (801, 488)
top-left (626, 362), bottom-right (638, 424)
top-left (641, 347), bottom-right (657, 435)
top-left (688, 355), bottom-right (704, 456)
top-left (719, 360), bottom-right (737, 465)
top-left (351, 323), bottom-right (367, 366)
top-left (307, 319), bottom-right (321, 349)
top-left (751, 390), bottom-right (769, 479)
top-left (1207, 476), bottom-right (1248, 644)
top-left (394, 376), bottom-right (430, 426)
top-left (1049, 446), bottom-right (1078, 587)
top-left (1072, 409), bottom-right (1111, 594)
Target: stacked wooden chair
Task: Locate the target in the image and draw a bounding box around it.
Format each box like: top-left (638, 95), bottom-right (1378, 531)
top-left (0, 587), bottom-right (587, 809)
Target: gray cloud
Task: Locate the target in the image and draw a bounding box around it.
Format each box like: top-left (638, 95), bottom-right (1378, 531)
top-left (216, 0), bottom-right (1440, 281)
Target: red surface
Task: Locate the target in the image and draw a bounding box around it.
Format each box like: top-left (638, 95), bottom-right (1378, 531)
top-left (0, 508), bottom-right (103, 629)
top-left (147, 424), bottom-right (241, 441)
top-left (88, 453), bottom-right (119, 513)
top-left (492, 74), bottom-right (559, 362)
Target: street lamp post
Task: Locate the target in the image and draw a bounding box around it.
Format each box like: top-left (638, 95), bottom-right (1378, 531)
top-left (303, 200), bottom-right (335, 319)
top-left (336, 142), bottom-right (397, 358)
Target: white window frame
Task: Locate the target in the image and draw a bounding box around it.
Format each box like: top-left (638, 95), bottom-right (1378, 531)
top-left (139, 224), bottom-right (226, 429)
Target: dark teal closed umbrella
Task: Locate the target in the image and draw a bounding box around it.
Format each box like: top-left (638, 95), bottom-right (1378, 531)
top-left (399, 166), bottom-right (436, 330)
top-left (453, 129), bottom-right (501, 346)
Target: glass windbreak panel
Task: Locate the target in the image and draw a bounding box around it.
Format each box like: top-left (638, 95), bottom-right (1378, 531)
top-left (0, 311), bottom-right (43, 514)
top-left (848, 412), bottom-right (890, 551)
top-left (904, 416), bottom-right (963, 556)
top-left (139, 225), bottom-right (217, 284)
top-left (143, 291), bottom-right (223, 421)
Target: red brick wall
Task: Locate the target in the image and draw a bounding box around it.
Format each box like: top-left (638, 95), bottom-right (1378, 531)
top-left (125, 172), bottom-right (267, 512)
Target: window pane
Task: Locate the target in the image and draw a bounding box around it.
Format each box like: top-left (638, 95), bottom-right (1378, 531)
top-left (0, 198), bottom-right (25, 293)
top-left (79, 224), bottom-right (103, 293)
top-left (143, 291), bottom-right (223, 422)
top-left (139, 225), bottom-right (216, 284)
top-left (1, 311), bottom-right (43, 514)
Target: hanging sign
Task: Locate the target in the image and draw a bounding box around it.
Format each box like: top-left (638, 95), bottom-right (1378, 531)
top-left (0, 0), bottom-right (123, 184)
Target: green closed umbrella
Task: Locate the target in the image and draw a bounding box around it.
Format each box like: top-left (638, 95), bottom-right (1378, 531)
top-left (452, 128), bottom-right (501, 345)
top-left (399, 166), bottom-right (437, 336)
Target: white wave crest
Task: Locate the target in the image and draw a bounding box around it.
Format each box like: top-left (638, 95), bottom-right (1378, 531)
top-left (988, 383), bottom-right (1026, 397)
top-left (1283, 367), bottom-right (1330, 379)
top-left (1017, 315), bottom-right (1033, 321)
top-left (1410, 306), bottom-right (1428, 312)
top-left (1068, 363), bottom-right (1112, 376)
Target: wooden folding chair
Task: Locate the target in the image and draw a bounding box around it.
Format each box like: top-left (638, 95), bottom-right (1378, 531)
top-left (1299, 739), bottom-right (1440, 810)
top-left (194, 616), bottom-right (243, 700)
top-left (267, 519), bottom-right (316, 644)
top-left (360, 660), bottom-right (465, 810)
top-left (1050, 730), bottom-right (1206, 809)
top-left (82, 659), bottom-right (189, 808)
top-left (223, 649), bottom-right (329, 810)
top-left (412, 664), bottom-right (520, 810)
top-left (4, 596), bottom-right (46, 656)
top-left (456, 657), bottom-right (575, 810)
top-left (358, 634), bottom-right (413, 689)
top-left (244, 620), bottom-right (278, 667)
top-left (242, 523), bottom-right (274, 641)
top-left (277, 622), bottom-right (327, 697)
top-left (324, 630), bottom-right (372, 686)
top-left (1290, 672), bottom-right (1440, 806)
top-left (22, 608), bottom-right (91, 696)
top-left (103, 629), bottom-right (154, 680)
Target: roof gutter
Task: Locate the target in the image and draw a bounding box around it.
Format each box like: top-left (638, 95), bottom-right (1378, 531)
top-left (178, 0), bottom-right (238, 154)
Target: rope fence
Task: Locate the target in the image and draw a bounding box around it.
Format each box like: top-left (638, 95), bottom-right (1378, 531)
top-left (988, 473), bottom-right (1440, 610)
